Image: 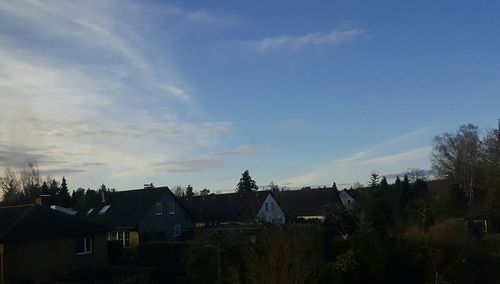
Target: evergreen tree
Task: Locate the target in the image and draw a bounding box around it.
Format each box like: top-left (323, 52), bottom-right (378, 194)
top-left (41, 181), bottom-right (49, 195)
top-left (200, 188), bottom-right (210, 196)
top-left (394, 176), bottom-right (401, 191)
top-left (48, 179), bottom-right (59, 196)
top-left (369, 171), bottom-right (380, 188)
top-left (85, 189), bottom-right (100, 209)
top-left (186, 185), bottom-right (195, 197)
top-left (379, 177), bottom-right (389, 191)
top-left (57, 177), bottom-right (72, 207)
top-left (399, 175), bottom-right (410, 209)
top-left (237, 170), bottom-right (258, 193)
top-left (72, 188), bottom-right (86, 211)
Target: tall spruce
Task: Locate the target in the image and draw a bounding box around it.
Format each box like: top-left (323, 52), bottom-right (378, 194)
top-left (369, 171), bottom-right (380, 188)
top-left (186, 185), bottom-right (194, 197)
top-left (399, 175), bottom-right (410, 209)
top-left (237, 170), bottom-right (258, 193)
top-left (57, 176), bottom-right (72, 207)
top-left (379, 177), bottom-right (389, 191)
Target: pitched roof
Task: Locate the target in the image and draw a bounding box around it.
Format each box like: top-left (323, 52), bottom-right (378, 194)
top-left (180, 191), bottom-right (271, 223)
top-left (84, 186), bottom-right (188, 229)
top-left (274, 187), bottom-right (343, 217)
top-left (0, 204), bottom-right (108, 242)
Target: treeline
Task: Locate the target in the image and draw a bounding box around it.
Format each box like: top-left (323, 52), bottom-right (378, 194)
top-left (0, 161), bottom-right (71, 207)
top-left (181, 123), bottom-right (500, 283)
top-left (432, 124), bottom-right (500, 215)
top-left (0, 161), bottom-right (115, 211)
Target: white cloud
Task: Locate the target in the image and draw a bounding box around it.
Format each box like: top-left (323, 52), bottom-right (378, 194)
top-left (249, 28), bottom-right (365, 51)
top-left (0, 0), bottom-right (234, 187)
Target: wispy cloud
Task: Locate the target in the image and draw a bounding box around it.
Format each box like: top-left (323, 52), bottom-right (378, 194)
top-left (0, 0), bottom-right (235, 186)
top-left (152, 144), bottom-right (271, 173)
top-left (248, 28), bottom-right (365, 51)
top-left (185, 10), bottom-right (246, 28)
top-left (282, 129), bottom-right (432, 187)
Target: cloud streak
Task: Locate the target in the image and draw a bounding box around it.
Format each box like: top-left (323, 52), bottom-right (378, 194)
top-left (0, 0), bottom-right (235, 186)
top-left (248, 28), bottom-right (365, 51)
top-left (282, 129), bottom-right (432, 187)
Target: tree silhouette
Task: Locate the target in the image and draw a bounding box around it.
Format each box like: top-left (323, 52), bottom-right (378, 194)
top-left (379, 177), bottom-right (389, 191)
top-left (332, 182), bottom-right (338, 191)
top-left (369, 171), bottom-right (380, 188)
top-left (399, 175), bottom-right (410, 209)
top-left (57, 176), bottom-right (72, 207)
top-left (186, 185), bottom-right (195, 197)
top-left (237, 170), bottom-right (258, 193)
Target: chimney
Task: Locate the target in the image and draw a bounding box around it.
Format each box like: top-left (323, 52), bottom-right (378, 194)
top-left (35, 194), bottom-right (52, 207)
top-left (101, 190), bottom-right (106, 203)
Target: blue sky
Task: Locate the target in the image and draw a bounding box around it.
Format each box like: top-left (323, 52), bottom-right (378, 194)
top-left (0, 1), bottom-right (499, 192)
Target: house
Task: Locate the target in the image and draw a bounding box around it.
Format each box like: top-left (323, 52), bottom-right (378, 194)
top-left (339, 190), bottom-right (356, 209)
top-left (84, 186), bottom-right (193, 247)
top-left (274, 187), bottom-right (343, 222)
top-left (0, 204), bottom-right (109, 284)
top-left (181, 191), bottom-right (285, 227)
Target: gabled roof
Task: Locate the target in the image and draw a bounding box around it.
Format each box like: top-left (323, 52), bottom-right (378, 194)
top-left (274, 187), bottom-right (343, 217)
top-left (84, 186), bottom-right (188, 229)
top-left (181, 191), bottom-right (271, 223)
top-left (0, 205), bottom-right (108, 242)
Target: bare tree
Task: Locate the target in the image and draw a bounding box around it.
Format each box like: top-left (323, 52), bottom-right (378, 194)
top-left (431, 124), bottom-right (482, 207)
top-left (0, 167), bottom-right (21, 205)
top-left (482, 129), bottom-right (500, 187)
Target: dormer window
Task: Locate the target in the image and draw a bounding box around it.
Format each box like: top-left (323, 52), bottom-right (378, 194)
top-left (98, 205), bottom-right (110, 215)
top-left (169, 201), bottom-right (175, 215)
top-left (156, 202), bottom-right (163, 215)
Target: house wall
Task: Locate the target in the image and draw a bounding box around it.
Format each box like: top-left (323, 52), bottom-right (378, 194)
top-left (138, 192), bottom-right (193, 241)
top-left (257, 194), bottom-right (286, 224)
top-left (339, 191), bottom-right (355, 209)
top-left (1, 233), bottom-right (107, 284)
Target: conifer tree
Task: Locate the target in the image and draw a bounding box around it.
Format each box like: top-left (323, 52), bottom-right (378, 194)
top-left (237, 170), bottom-right (258, 192)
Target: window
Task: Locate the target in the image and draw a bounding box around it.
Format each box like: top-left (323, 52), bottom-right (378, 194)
top-left (98, 205), bottom-right (111, 215)
top-left (169, 201), bottom-right (175, 215)
top-left (271, 202), bottom-right (274, 210)
top-left (173, 224), bottom-right (181, 237)
top-left (109, 231), bottom-right (131, 247)
top-left (156, 202), bottom-right (163, 216)
top-left (76, 236), bottom-right (92, 255)
top-left (265, 202), bottom-right (269, 211)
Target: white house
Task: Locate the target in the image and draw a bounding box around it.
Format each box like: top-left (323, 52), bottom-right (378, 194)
top-left (256, 193), bottom-right (286, 224)
top-left (339, 191), bottom-right (355, 209)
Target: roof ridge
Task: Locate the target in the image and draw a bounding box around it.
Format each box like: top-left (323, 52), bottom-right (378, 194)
top-left (0, 204), bottom-right (34, 209)
top-left (0, 204), bottom-right (34, 240)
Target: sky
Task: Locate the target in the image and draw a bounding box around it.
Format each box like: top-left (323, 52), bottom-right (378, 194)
top-left (0, 0), bottom-right (499, 192)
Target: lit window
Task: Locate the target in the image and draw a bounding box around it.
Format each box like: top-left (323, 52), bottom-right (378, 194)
top-left (109, 231), bottom-right (131, 247)
top-left (76, 236), bottom-right (93, 255)
top-left (98, 205), bottom-right (111, 215)
top-left (169, 201), bottom-right (175, 215)
top-left (173, 224), bottom-right (181, 237)
top-left (156, 202), bottom-right (163, 215)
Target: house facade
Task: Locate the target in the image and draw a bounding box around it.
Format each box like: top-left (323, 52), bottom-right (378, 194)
top-left (274, 187), bottom-right (344, 222)
top-left (84, 186), bottom-right (193, 247)
top-left (256, 193), bottom-right (286, 224)
top-left (181, 191), bottom-right (285, 227)
top-left (0, 205), bottom-right (108, 284)
top-left (339, 191), bottom-right (356, 209)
